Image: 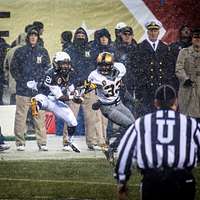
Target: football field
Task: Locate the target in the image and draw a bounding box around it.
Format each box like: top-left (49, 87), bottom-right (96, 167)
top-left (0, 137), bottom-right (199, 200)
top-left (0, 158), bottom-right (199, 199)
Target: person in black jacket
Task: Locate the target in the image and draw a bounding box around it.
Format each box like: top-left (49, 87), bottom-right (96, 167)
top-left (61, 31), bottom-right (73, 51)
top-left (114, 26), bottom-right (137, 114)
top-left (134, 20), bottom-right (176, 117)
top-left (169, 25), bottom-right (192, 92)
top-left (0, 37), bottom-right (10, 105)
top-left (10, 27), bottom-right (50, 151)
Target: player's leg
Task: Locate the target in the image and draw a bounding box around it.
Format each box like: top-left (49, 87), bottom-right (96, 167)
top-left (100, 102), bottom-right (134, 129)
top-left (100, 102), bottom-right (134, 162)
top-left (47, 100), bottom-right (80, 152)
top-left (62, 102), bottom-right (80, 148)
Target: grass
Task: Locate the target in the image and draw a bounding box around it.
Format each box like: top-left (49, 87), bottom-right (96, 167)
top-left (0, 159), bottom-right (199, 200)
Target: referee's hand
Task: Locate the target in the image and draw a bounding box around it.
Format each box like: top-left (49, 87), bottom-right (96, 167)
top-left (117, 184), bottom-right (128, 200)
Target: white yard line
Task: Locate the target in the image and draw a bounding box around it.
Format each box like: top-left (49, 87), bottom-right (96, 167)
top-left (0, 177), bottom-right (139, 187)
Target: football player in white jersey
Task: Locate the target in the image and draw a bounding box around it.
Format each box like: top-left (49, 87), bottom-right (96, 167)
top-left (27, 52), bottom-right (83, 152)
top-left (87, 52), bottom-right (135, 160)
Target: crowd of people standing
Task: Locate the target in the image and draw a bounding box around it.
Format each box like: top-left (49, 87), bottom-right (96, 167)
top-left (0, 19), bottom-right (199, 155)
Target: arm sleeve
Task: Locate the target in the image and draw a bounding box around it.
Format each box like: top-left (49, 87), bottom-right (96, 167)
top-left (114, 124), bottom-right (137, 184)
top-left (175, 49), bottom-right (189, 84)
top-left (10, 48), bottom-right (22, 81)
top-left (38, 49), bottom-right (51, 84)
top-left (194, 124), bottom-right (200, 162)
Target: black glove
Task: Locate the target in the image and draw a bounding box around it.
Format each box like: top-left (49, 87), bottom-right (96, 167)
top-left (92, 101), bottom-right (101, 110)
top-left (183, 79), bottom-right (193, 87)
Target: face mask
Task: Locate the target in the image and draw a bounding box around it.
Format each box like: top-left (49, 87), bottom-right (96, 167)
top-left (74, 38), bottom-right (86, 46)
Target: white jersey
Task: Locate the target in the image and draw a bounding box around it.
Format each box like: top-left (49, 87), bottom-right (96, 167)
top-left (88, 62), bottom-right (126, 103)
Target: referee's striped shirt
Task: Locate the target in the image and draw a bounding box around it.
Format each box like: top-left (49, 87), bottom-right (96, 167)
top-left (115, 109), bottom-right (200, 184)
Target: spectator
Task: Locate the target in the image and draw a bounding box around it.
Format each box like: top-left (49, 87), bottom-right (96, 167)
top-left (64, 27), bottom-right (107, 151)
top-left (3, 33), bottom-right (26, 105)
top-left (170, 25), bottom-right (192, 91)
top-left (10, 27), bottom-right (50, 151)
top-left (114, 22), bottom-right (127, 45)
top-left (32, 21), bottom-right (44, 47)
top-left (170, 25), bottom-right (192, 59)
top-left (61, 31), bottom-right (73, 50)
top-left (0, 37), bottom-right (10, 105)
top-left (176, 27), bottom-right (200, 121)
top-left (10, 24), bottom-right (32, 48)
top-left (115, 84), bottom-right (199, 200)
top-left (134, 19), bottom-right (175, 117)
top-left (114, 26), bottom-right (137, 113)
top-left (90, 28), bottom-right (115, 63)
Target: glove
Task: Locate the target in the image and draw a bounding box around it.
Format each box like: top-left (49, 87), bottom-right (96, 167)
top-left (183, 79), bottom-right (193, 87)
top-left (117, 184), bottom-right (128, 200)
top-left (92, 101), bottom-right (101, 110)
top-left (27, 80), bottom-right (38, 91)
top-left (49, 85), bottom-right (63, 99)
top-left (72, 90), bottom-right (84, 104)
top-left (72, 96), bottom-right (84, 104)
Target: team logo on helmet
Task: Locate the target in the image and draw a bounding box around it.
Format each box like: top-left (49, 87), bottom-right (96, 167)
top-left (52, 52), bottom-right (72, 75)
top-left (97, 52), bottom-right (114, 75)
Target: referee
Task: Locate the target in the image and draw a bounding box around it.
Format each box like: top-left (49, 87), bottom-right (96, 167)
top-left (114, 84), bottom-right (200, 200)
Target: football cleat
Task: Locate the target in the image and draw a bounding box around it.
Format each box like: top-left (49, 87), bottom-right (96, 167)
top-left (103, 147), bottom-right (115, 166)
top-left (63, 145), bottom-right (72, 151)
top-left (65, 141), bottom-right (80, 153)
top-left (31, 97), bottom-right (39, 117)
top-left (0, 143), bottom-right (10, 152)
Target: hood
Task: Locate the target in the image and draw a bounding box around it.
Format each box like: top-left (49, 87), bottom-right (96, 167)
top-left (73, 27), bottom-right (88, 43)
top-left (95, 28), bottom-right (111, 45)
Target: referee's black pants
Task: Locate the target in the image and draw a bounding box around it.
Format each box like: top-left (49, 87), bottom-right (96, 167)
top-left (141, 169), bottom-right (196, 200)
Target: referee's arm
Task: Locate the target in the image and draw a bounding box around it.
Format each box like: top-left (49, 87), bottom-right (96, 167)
top-left (194, 124), bottom-right (200, 163)
top-left (114, 123), bottom-right (138, 198)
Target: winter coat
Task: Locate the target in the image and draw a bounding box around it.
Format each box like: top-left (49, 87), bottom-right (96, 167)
top-left (0, 38), bottom-right (10, 86)
top-left (176, 46), bottom-right (200, 118)
top-left (64, 27), bottom-right (93, 86)
top-left (10, 43), bottom-right (50, 97)
top-left (114, 41), bottom-right (137, 94)
top-left (3, 33), bottom-right (26, 94)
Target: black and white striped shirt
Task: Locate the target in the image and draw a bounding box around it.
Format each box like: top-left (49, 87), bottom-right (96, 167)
top-left (115, 109), bottom-right (200, 184)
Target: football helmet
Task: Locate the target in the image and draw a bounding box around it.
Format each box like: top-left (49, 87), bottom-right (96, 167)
top-left (97, 52), bottom-right (114, 75)
top-left (52, 52), bottom-right (72, 75)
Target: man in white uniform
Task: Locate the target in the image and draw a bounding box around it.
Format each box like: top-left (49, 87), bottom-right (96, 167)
top-left (87, 52), bottom-right (135, 158)
top-left (28, 52), bottom-right (83, 152)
